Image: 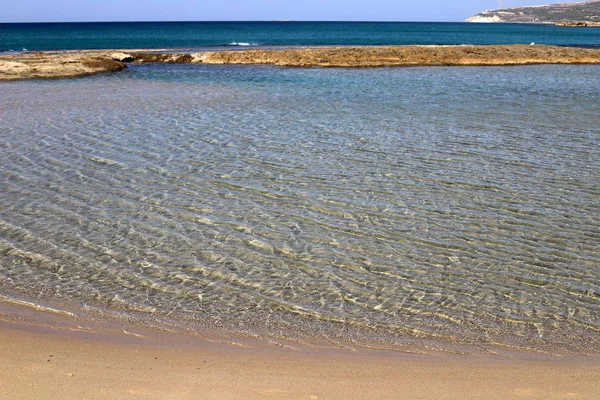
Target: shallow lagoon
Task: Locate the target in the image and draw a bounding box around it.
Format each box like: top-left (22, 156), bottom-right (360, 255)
top-left (1, 63), bottom-right (599, 355)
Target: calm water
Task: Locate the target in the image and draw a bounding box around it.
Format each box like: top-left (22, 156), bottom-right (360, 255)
top-left (1, 63), bottom-right (599, 355)
top-left (1, 21), bottom-right (600, 51)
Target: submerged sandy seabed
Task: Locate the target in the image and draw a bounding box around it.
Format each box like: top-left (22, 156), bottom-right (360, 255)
top-left (2, 43), bottom-right (600, 398)
top-left (2, 44), bottom-right (600, 80)
top-left (1, 297), bottom-right (599, 400)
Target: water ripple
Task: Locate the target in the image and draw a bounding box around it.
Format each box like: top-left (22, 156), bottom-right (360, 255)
top-left (1, 64), bottom-right (599, 355)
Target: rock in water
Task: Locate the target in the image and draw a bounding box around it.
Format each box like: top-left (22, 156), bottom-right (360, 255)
top-left (110, 52), bottom-right (134, 62)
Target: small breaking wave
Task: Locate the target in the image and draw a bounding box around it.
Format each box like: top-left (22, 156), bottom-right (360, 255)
top-left (0, 294), bottom-right (77, 318)
top-left (227, 42), bottom-right (259, 47)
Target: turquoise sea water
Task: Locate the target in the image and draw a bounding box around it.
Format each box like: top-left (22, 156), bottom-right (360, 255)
top-left (1, 62), bottom-right (599, 355)
top-left (1, 21), bottom-right (600, 51)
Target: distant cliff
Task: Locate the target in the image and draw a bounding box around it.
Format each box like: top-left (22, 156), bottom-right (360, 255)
top-left (466, 0), bottom-right (600, 23)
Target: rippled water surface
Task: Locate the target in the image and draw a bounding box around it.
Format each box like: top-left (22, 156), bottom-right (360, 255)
top-left (1, 64), bottom-right (599, 355)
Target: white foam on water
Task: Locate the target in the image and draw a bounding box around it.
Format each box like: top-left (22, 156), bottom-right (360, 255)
top-left (0, 295), bottom-right (77, 318)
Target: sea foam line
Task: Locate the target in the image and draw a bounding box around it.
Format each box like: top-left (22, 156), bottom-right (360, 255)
top-left (0, 294), bottom-right (77, 318)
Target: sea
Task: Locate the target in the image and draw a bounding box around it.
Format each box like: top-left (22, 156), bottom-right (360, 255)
top-left (1, 21), bottom-right (600, 51)
top-left (1, 22), bottom-right (599, 356)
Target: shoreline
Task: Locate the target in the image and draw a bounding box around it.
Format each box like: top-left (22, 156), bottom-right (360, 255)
top-left (1, 301), bottom-right (600, 399)
top-left (2, 286), bottom-right (598, 360)
top-left (2, 44), bottom-right (600, 80)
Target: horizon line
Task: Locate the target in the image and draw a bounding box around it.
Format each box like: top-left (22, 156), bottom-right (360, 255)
top-left (0, 19), bottom-right (466, 24)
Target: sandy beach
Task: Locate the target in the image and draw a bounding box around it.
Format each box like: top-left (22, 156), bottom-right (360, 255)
top-left (1, 300), bottom-right (599, 400)
top-left (2, 44), bottom-right (600, 80)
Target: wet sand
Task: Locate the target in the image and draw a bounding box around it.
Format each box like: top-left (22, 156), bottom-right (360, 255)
top-left (2, 44), bottom-right (600, 81)
top-left (1, 301), bottom-right (599, 400)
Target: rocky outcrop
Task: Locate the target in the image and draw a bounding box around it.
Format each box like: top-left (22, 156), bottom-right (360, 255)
top-left (190, 45), bottom-right (600, 67)
top-left (3, 45), bottom-right (600, 81)
top-left (466, 0), bottom-right (600, 23)
top-left (110, 52), bottom-right (134, 62)
top-left (131, 53), bottom-right (193, 63)
top-left (555, 20), bottom-right (600, 26)
top-left (0, 53), bottom-right (126, 81)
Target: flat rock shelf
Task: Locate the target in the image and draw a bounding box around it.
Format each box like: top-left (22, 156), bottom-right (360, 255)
top-left (3, 44), bottom-right (600, 80)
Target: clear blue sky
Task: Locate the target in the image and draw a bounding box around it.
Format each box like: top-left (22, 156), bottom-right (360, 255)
top-left (1, 1), bottom-right (568, 23)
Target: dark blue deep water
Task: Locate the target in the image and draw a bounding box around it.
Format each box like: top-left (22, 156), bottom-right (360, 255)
top-left (1, 21), bottom-right (599, 51)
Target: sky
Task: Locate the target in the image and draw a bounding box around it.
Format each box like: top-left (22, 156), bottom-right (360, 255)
top-left (0, 1), bottom-right (574, 23)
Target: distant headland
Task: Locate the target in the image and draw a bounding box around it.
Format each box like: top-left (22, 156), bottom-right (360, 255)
top-left (466, 0), bottom-right (600, 25)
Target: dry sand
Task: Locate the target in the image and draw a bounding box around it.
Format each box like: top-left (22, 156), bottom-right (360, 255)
top-left (1, 305), bottom-right (599, 400)
top-left (2, 44), bottom-right (600, 81)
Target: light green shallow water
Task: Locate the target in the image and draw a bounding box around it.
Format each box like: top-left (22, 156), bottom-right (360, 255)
top-left (1, 64), bottom-right (599, 355)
